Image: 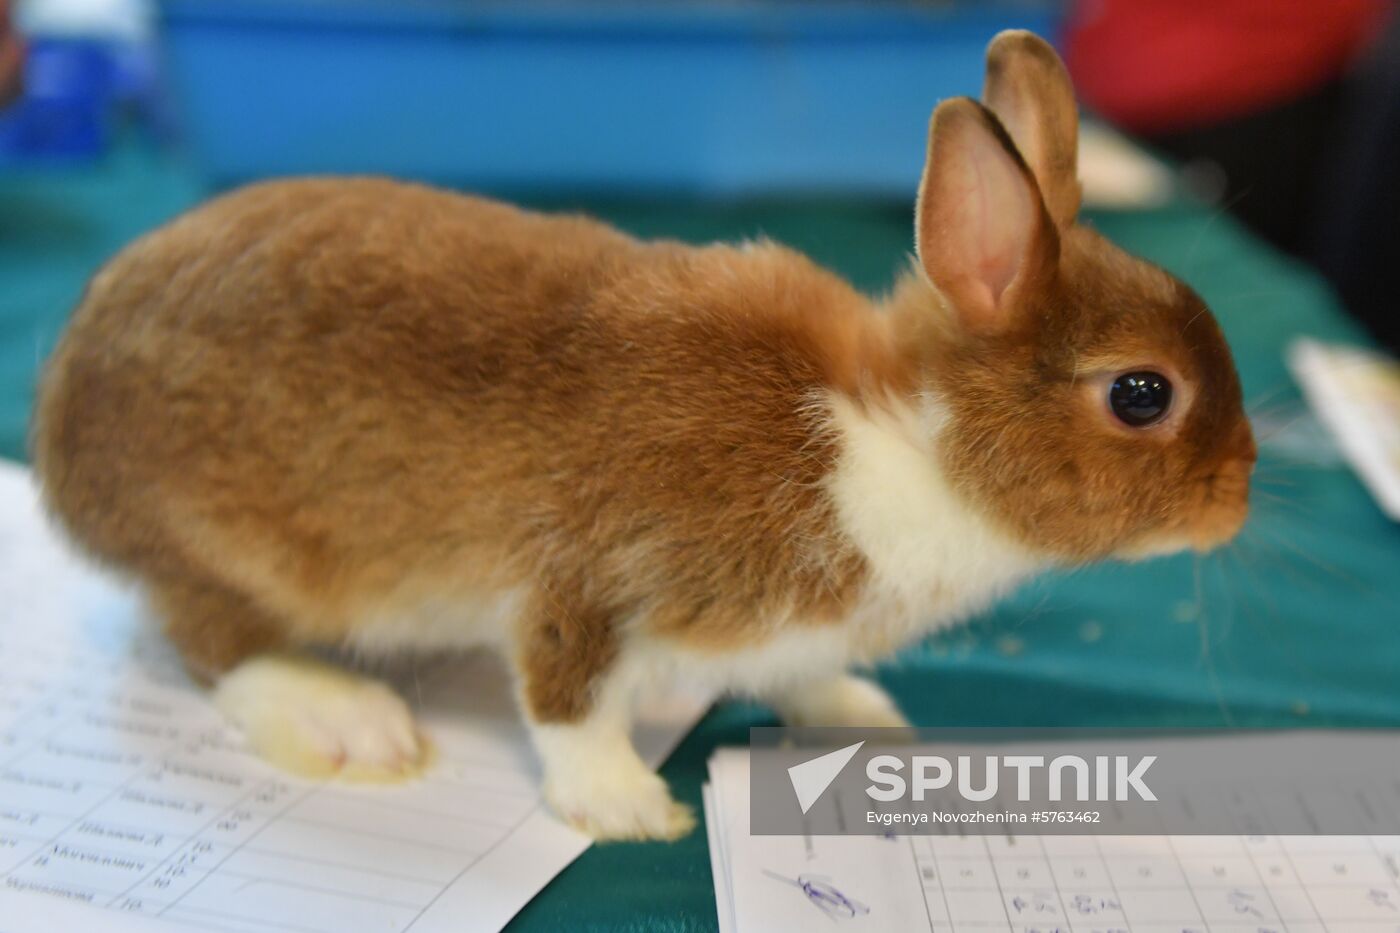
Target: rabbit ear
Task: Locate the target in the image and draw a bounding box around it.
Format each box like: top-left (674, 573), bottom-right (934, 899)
top-left (915, 97), bottom-right (1058, 335)
top-left (982, 30), bottom-right (1081, 227)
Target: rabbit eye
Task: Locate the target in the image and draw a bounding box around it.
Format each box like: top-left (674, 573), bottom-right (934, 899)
top-left (1109, 372), bottom-right (1172, 427)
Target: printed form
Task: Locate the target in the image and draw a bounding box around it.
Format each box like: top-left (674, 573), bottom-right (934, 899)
top-left (0, 461), bottom-right (709, 933)
top-left (707, 748), bottom-right (1400, 933)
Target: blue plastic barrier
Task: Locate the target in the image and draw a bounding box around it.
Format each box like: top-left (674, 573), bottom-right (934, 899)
top-left (0, 38), bottom-right (115, 165)
top-left (158, 1), bottom-right (1058, 194)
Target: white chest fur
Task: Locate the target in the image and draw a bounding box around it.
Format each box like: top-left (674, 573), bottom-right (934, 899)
top-left (625, 391), bottom-right (1044, 703)
top-left (343, 390), bottom-right (1041, 703)
top-left (822, 390), bottom-right (1042, 657)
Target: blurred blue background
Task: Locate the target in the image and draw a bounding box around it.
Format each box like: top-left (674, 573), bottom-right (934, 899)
top-left (1, 0), bottom-right (1054, 190)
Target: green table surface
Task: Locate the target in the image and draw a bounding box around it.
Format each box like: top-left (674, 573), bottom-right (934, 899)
top-left (3, 140), bottom-right (1399, 933)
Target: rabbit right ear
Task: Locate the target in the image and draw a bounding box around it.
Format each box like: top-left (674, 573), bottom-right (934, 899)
top-left (982, 30), bottom-right (1081, 226)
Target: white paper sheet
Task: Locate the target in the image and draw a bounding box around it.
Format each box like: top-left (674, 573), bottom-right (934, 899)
top-left (707, 748), bottom-right (1400, 933)
top-left (1289, 337), bottom-right (1400, 521)
top-left (0, 460), bottom-right (709, 932)
top-left (1077, 121), bottom-right (1174, 210)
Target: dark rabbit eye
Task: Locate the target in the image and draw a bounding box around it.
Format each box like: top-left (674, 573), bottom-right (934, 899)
top-left (1109, 372), bottom-right (1173, 427)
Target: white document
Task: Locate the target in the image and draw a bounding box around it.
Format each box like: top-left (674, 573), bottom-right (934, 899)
top-left (1077, 121), bottom-right (1174, 210)
top-left (0, 460), bottom-right (709, 932)
top-left (1289, 337), bottom-right (1400, 521)
top-left (707, 748), bottom-right (1400, 933)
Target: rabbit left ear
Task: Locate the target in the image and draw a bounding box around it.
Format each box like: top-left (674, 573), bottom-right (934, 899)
top-left (983, 30), bottom-right (1081, 227)
top-left (914, 98), bottom-right (1058, 335)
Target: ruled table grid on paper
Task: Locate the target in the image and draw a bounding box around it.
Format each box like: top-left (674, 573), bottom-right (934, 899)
top-left (0, 608), bottom-right (542, 933)
top-left (909, 832), bottom-right (1400, 933)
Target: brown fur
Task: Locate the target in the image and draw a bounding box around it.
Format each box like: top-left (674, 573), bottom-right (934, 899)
top-left (983, 30), bottom-right (1082, 226)
top-left (899, 55), bottom-right (1253, 561)
top-left (32, 180), bottom-right (893, 719)
top-left (149, 571), bottom-right (287, 684)
top-left (890, 224), bottom-right (1253, 560)
top-left (31, 32), bottom-right (1253, 727)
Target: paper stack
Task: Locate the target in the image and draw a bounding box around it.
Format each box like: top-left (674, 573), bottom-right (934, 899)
top-left (704, 748), bottom-right (935, 933)
top-left (704, 745), bottom-right (1400, 933)
top-left (1290, 337), bottom-right (1400, 521)
top-left (0, 461), bottom-right (709, 933)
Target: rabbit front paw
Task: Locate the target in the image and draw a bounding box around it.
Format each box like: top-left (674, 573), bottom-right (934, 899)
top-left (544, 763), bottom-right (694, 841)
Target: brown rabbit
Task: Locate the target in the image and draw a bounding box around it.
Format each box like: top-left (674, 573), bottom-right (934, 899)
top-left (32, 32), bottom-right (1255, 840)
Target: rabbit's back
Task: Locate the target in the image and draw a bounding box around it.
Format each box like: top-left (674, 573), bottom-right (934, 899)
top-left (32, 178), bottom-right (877, 640)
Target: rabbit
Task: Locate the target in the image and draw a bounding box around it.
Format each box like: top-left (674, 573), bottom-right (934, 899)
top-left (31, 31), bottom-right (1255, 841)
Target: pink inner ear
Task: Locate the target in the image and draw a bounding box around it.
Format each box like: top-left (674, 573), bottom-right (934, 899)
top-left (917, 102), bottom-right (1048, 332)
top-left (961, 127), bottom-right (1035, 311)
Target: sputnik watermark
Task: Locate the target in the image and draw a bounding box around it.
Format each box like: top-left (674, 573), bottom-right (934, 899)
top-left (788, 741), bottom-right (1155, 815)
top-left (753, 727), bottom-right (1400, 835)
top-left (865, 752), bottom-right (1156, 802)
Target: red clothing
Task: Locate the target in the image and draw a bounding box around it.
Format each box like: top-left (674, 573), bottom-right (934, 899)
top-left (1062, 0), bottom-right (1390, 133)
top-left (0, 0), bottom-right (24, 110)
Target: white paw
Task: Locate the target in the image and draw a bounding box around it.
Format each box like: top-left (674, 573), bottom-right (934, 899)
top-left (776, 675), bottom-right (911, 729)
top-left (544, 766), bottom-right (694, 842)
top-left (214, 655), bottom-right (428, 782)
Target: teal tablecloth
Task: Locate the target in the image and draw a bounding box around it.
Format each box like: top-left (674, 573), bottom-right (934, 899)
top-left (3, 141), bottom-right (1399, 932)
